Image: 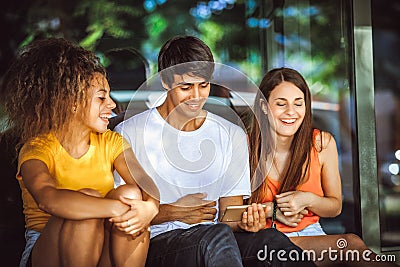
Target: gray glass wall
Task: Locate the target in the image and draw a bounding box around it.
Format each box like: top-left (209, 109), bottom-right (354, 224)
top-left (372, 0), bottom-right (400, 251)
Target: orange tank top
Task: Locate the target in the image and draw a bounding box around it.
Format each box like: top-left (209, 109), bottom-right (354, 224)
top-left (261, 129), bottom-right (324, 232)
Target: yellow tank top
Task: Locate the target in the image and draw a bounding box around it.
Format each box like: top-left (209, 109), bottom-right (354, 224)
top-left (17, 130), bottom-right (128, 232)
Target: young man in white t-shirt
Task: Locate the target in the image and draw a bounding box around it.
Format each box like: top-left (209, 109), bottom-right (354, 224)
top-left (114, 35), bottom-right (315, 267)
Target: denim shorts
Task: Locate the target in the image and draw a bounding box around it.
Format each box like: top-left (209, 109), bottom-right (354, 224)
top-left (284, 222), bottom-right (326, 237)
top-left (19, 229), bottom-right (41, 267)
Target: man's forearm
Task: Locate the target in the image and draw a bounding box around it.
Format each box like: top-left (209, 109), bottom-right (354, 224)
top-left (151, 204), bottom-right (176, 225)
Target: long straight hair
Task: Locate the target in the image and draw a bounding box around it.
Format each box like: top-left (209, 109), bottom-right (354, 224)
top-left (249, 68), bottom-right (313, 203)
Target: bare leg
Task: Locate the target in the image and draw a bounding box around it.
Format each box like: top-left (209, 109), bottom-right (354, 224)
top-left (111, 228), bottom-right (150, 267)
top-left (32, 188), bottom-right (105, 267)
top-left (290, 234), bottom-right (399, 267)
top-left (31, 216), bottom-right (63, 267)
top-left (59, 216), bottom-right (104, 266)
top-left (98, 222), bottom-right (112, 267)
top-left (99, 184), bottom-right (150, 267)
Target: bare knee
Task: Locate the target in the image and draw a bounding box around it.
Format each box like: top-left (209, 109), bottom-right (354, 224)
top-left (339, 233), bottom-right (368, 250)
top-left (107, 184), bottom-right (142, 200)
top-left (116, 184), bottom-right (142, 200)
top-left (78, 188), bottom-right (102, 197)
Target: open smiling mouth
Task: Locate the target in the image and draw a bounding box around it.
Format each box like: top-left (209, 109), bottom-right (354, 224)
top-left (100, 114), bottom-right (112, 123)
top-left (185, 102), bottom-right (203, 110)
top-left (280, 118), bottom-right (296, 125)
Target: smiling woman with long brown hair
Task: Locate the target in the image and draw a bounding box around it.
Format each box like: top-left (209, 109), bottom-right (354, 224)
top-left (248, 67), bottom-right (397, 266)
top-left (249, 67), bottom-right (341, 233)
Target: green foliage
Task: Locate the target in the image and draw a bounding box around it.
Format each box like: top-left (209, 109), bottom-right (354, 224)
top-left (75, 0), bottom-right (143, 50)
top-left (4, 0), bottom-right (350, 101)
top-left (80, 23), bottom-right (104, 50)
top-left (197, 21), bottom-right (224, 57)
top-left (145, 13), bottom-right (167, 38)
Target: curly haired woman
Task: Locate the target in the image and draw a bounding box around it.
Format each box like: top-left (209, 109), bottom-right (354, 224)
top-left (1, 38), bottom-right (159, 267)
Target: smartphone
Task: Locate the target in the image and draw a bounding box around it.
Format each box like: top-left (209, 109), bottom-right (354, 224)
top-left (219, 204), bottom-right (267, 222)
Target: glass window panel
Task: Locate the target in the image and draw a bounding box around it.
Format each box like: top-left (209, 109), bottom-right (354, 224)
top-left (372, 0), bottom-right (400, 249)
top-left (105, 0), bottom-right (357, 235)
top-left (261, 0), bottom-right (355, 234)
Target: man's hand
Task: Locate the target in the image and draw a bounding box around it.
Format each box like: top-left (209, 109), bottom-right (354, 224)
top-left (152, 193), bottom-right (217, 225)
top-left (238, 203), bottom-right (269, 232)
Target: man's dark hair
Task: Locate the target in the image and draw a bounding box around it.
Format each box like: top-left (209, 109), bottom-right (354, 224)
top-left (158, 36), bottom-right (214, 87)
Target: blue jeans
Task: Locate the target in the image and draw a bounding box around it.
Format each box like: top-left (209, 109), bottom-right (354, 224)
top-left (20, 229), bottom-right (40, 267)
top-left (145, 224), bottom-right (316, 267)
top-left (235, 228), bottom-right (316, 267)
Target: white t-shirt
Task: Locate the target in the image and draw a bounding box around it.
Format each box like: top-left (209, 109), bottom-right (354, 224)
top-left (114, 107), bottom-right (251, 238)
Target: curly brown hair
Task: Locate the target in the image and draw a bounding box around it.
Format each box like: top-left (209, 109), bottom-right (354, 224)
top-left (1, 38), bottom-right (105, 151)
